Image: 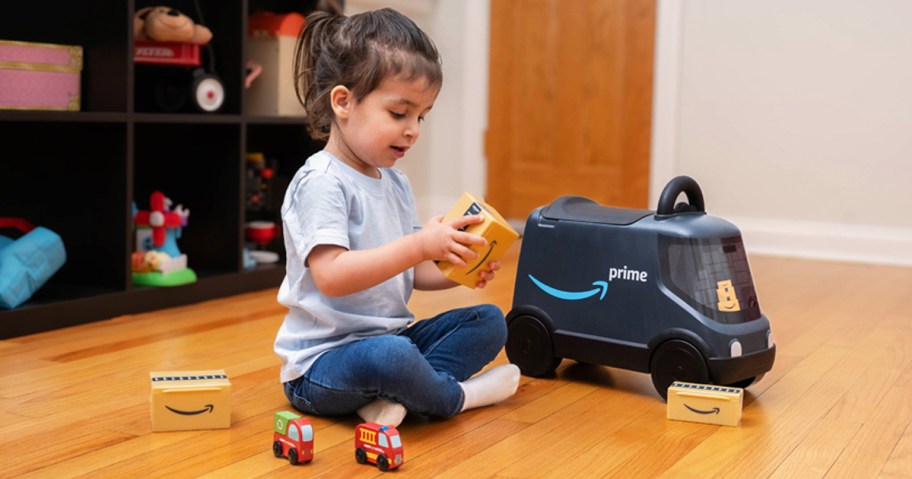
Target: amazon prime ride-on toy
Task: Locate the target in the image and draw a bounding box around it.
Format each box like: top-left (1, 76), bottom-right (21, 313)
top-left (505, 176), bottom-right (775, 399)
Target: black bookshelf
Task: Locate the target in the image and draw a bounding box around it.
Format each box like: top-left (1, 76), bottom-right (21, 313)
top-left (0, 0), bottom-right (321, 338)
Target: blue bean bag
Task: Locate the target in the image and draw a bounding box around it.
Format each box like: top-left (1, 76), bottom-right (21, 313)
top-left (0, 219), bottom-right (66, 309)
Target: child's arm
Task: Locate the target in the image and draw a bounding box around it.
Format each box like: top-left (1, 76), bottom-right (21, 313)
top-left (307, 215), bottom-right (487, 297)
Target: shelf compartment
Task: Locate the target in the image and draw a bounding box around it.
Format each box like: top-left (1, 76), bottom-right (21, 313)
top-left (0, 0), bottom-right (129, 113)
top-left (134, 122), bottom-right (243, 275)
top-left (133, 0), bottom-right (243, 115)
top-left (1, 121), bottom-right (130, 293)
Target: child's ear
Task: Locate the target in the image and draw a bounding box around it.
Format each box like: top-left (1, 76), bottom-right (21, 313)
top-left (330, 85), bottom-right (353, 119)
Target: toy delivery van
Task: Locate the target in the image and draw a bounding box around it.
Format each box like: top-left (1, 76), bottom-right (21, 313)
top-left (505, 176), bottom-right (775, 399)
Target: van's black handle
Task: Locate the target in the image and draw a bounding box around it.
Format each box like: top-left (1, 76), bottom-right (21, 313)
top-left (656, 176), bottom-right (705, 215)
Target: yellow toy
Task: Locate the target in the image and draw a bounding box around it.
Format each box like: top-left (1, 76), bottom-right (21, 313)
top-left (666, 381), bottom-right (743, 426)
top-left (436, 192), bottom-right (519, 288)
top-left (149, 370), bottom-right (231, 431)
top-left (134, 6), bottom-right (213, 45)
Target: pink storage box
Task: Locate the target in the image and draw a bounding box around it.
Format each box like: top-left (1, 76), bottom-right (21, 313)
top-left (0, 39), bottom-right (83, 111)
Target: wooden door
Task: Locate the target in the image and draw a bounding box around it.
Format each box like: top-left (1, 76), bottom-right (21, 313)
top-left (486, 0), bottom-right (656, 220)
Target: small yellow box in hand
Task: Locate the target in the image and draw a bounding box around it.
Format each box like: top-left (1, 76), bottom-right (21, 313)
top-left (150, 370), bottom-right (231, 432)
top-left (667, 381), bottom-right (743, 427)
top-left (437, 192), bottom-right (519, 288)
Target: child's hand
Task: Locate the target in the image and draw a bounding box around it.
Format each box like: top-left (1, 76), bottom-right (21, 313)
top-left (473, 260), bottom-right (502, 289)
top-left (416, 215), bottom-right (487, 266)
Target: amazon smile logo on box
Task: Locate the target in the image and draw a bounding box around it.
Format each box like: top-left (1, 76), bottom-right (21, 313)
top-left (150, 370), bottom-right (231, 432)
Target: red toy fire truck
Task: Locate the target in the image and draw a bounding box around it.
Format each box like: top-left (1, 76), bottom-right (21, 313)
top-left (272, 411), bottom-right (314, 465)
top-left (354, 422), bottom-right (404, 471)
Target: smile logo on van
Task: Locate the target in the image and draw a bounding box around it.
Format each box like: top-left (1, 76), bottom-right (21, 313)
top-left (528, 275), bottom-right (608, 301)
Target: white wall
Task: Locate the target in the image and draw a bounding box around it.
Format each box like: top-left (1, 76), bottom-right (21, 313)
top-left (350, 0), bottom-right (912, 266)
top-left (653, 0), bottom-right (912, 265)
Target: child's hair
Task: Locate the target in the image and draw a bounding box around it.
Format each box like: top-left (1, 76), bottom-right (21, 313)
top-left (294, 4), bottom-right (443, 140)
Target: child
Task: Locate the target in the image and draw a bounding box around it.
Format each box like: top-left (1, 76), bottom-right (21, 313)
top-left (274, 6), bottom-right (520, 427)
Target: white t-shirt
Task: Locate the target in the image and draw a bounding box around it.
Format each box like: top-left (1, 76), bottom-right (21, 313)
top-left (274, 150), bottom-right (421, 383)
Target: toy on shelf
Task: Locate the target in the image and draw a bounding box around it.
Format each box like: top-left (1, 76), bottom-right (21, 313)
top-left (133, 5), bottom-right (224, 112)
top-left (132, 191), bottom-right (197, 286)
top-left (246, 11), bottom-right (307, 116)
top-left (505, 176), bottom-right (776, 400)
top-left (135, 6), bottom-right (213, 45)
top-left (0, 218), bottom-right (66, 309)
top-left (244, 152), bottom-right (281, 266)
top-left (0, 39), bottom-right (83, 111)
top-left (272, 411), bottom-right (314, 465)
top-left (245, 221), bottom-right (280, 264)
top-left (354, 422), bottom-right (403, 471)
top-left (245, 152), bottom-right (276, 211)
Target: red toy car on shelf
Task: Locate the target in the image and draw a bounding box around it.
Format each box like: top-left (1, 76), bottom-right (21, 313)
top-left (272, 411), bottom-right (314, 465)
top-left (354, 422), bottom-right (403, 471)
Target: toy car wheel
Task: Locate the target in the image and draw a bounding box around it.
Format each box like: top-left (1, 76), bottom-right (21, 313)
top-left (649, 339), bottom-right (710, 400)
top-left (377, 455), bottom-right (390, 472)
top-left (355, 447), bottom-right (367, 464)
top-left (506, 314), bottom-right (561, 377)
top-left (288, 448), bottom-right (299, 465)
top-left (272, 441), bottom-right (283, 458)
top-left (192, 72), bottom-right (225, 112)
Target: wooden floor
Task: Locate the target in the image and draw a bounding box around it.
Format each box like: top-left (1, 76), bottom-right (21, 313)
top-left (2, 241), bottom-right (912, 478)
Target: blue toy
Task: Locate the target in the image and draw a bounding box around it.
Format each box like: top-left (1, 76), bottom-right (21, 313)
top-left (0, 218), bottom-right (66, 309)
top-left (505, 176), bottom-right (775, 399)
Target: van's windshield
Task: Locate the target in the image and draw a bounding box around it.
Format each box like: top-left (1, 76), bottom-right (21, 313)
top-left (659, 235), bottom-right (761, 324)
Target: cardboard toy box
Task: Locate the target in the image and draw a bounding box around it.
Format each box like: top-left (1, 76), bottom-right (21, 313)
top-left (0, 40), bottom-right (82, 111)
top-left (437, 192), bottom-right (519, 288)
top-left (246, 12), bottom-right (306, 116)
top-left (667, 381), bottom-right (743, 427)
top-left (150, 370), bottom-right (231, 432)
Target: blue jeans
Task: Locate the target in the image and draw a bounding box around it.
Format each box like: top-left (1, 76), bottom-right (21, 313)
top-left (283, 304), bottom-right (507, 418)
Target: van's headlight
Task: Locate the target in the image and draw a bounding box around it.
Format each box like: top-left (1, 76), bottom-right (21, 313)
top-left (767, 330), bottom-right (775, 349)
top-left (730, 339), bottom-right (743, 358)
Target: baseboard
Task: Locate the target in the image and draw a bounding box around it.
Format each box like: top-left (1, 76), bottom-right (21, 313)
top-left (732, 216), bottom-right (912, 267)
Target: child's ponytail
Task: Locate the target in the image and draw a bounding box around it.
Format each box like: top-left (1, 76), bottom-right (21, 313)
top-left (294, 2), bottom-right (343, 140)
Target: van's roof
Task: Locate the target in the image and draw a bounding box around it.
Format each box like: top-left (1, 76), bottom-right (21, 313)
top-left (542, 196), bottom-right (651, 225)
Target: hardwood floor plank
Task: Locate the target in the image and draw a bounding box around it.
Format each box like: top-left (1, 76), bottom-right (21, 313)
top-left (824, 385), bottom-right (912, 478)
top-left (880, 422), bottom-right (912, 479)
top-left (2, 248), bottom-right (912, 477)
top-left (767, 418), bottom-right (862, 478)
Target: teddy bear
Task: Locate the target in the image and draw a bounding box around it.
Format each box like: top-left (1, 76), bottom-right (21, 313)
top-left (134, 6), bottom-right (213, 45)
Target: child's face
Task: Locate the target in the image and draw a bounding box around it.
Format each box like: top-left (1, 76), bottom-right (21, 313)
top-left (328, 75), bottom-right (439, 178)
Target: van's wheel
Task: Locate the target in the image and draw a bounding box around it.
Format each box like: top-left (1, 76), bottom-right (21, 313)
top-left (355, 448), bottom-right (367, 464)
top-left (649, 339), bottom-right (710, 400)
top-left (377, 455), bottom-right (390, 471)
top-left (506, 314), bottom-right (561, 377)
top-left (287, 448), bottom-right (299, 465)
